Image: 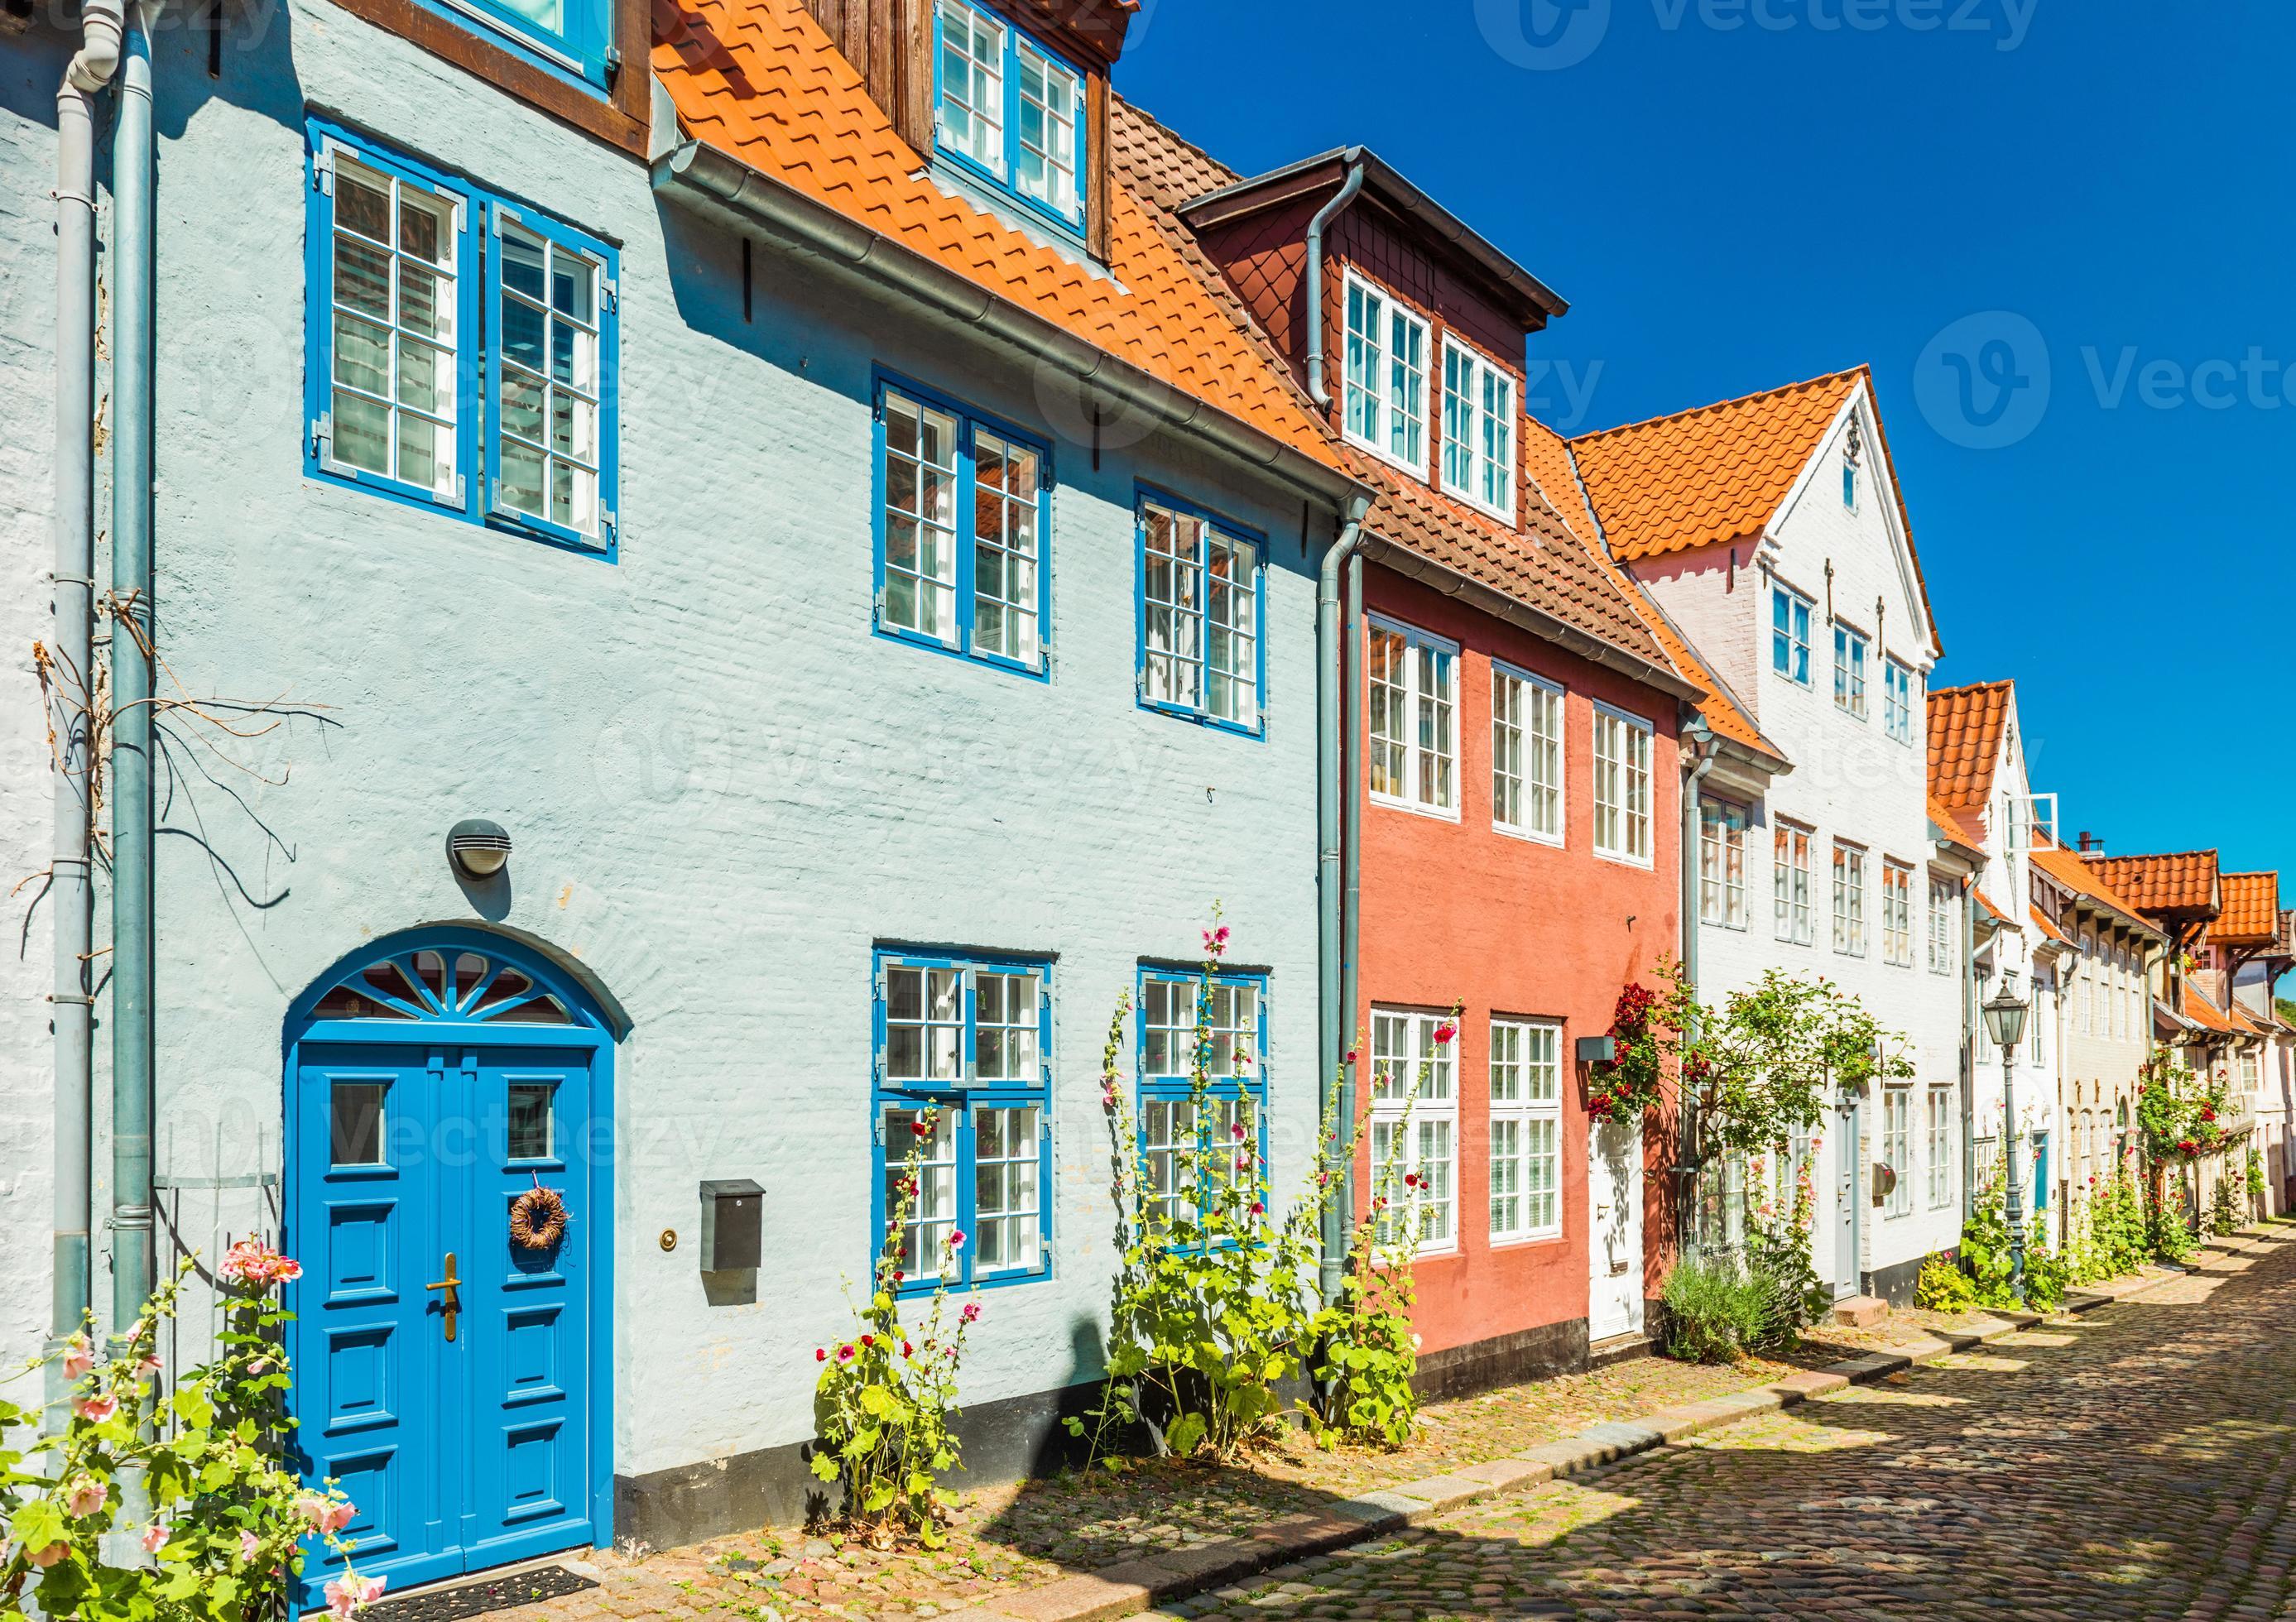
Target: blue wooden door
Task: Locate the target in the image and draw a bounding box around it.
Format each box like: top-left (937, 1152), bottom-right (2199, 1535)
top-left (291, 1008), bottom-right (600, 1607)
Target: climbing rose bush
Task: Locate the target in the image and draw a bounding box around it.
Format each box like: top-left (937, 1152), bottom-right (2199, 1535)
top-left (0, 1246), bottom-right (382, 1619)
top-left (809, 1110), bottom-right (979, 1548)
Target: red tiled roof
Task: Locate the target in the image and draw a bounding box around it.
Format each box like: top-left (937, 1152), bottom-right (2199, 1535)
top-left (2207, 872), bottom-right (2282, 948)
top-left (2029, 904), bottom-right (2070, 947)
top-left (2030, 838), bottom-right (2157, 938)
top-left (651, 0), bottom-right (1344, 471)
top-left (2183, 982), bottom-right (2238, 1035)
top-left (1522, 415), bottom-right (1776, 759)
top-left (1929, 795), bottom-right (1987, 854)
top-left (1568, 370), bottom-right (1862, 563)
top-left (2083, 851), bottom-right (2222, 918)
top-left (1975, 888), bottom-right (2010, 924)
top-left (1928, 680), bottom-right (2015, 813)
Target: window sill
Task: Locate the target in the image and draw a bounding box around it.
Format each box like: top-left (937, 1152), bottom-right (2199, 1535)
top-left (893, 1266), bottom-right (1050, 1300)
top-left (1488, 1231), bottom-right (1564, 1251)
top-left (874, 621), bottom-right (1050, 684)
top-left (1343, 429), bottom-right (1434, 485)
top-left (1493, 820), bottom-right (1565, 849)
top-left (1700, 916), bottom-right (1749, 933)
top-left (1138, 693), bottom-right (1264, 741)
top-left (1371, 791), bottom-right (1462, 825)
top-left (1593, 847), bottom-right (1655, 871)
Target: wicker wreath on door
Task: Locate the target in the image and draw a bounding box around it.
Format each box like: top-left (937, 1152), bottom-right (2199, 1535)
top-left (509, 1185), bottom-right (569, 1250)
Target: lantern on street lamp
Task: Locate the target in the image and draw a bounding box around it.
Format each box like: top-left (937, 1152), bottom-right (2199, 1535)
top-left (1982, 971), bottom-right (2031, 1297)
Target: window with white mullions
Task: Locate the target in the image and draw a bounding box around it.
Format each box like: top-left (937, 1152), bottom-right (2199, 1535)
top-left (1832, 842), bottom-right (1868, 957)
top-left (1441, 338), bottom-right (1515, 519)
top-left (1926, 1087), bottom-right (1954, 1208)
top-left (1014, 36), bottom-right (1080, 221)
top-left (1833, 622), bottom-right (1869, 718)
top-left (1368, 619), bottom-right (1457, 817)
top-left (1929, 876), bottom-right (1957, 975)
top-left (934, 0), bottom-right (1004, 171)
top-left (1370, 1008), bottom-right (1456, 1252)
top-left (1772, 585), bottom-right (1813, 685)
top-left (1343, 272), bottom-right (1430, 475)
top-left (1137, 971), bottom-right (1266, 1234)
top-left (1592, 704), bottom-right (1654, 865)
top-left (1882, 859), bottom-right (1915, 967)
top-left (325, 151), bottom-right (461, 502)
top-left (1775, 821), bottom-right (1814, 945)
top-left (1884, 658), bottom-right (1915, 744)
top-left (1883, 1087), bottom-right (1913, 1217)
top-left (494, 217), bottom-right (603, 538)
top-left (1489, 1018), bottom-right (1562, 1243)
top-left (1139, 496), bottom-right (1261, 731)
top-left (873, 951), bottom-right (1052, 1293)
top-left (881, 392), bottom-right (961, 643)
top-left (873, 377), bottom-right (1050, 674)
top-left (1492, 665), bottom-right (1563, 842)
top-left (1700, 799), bottom-right (1747, 928)
top-left (970, 430), bottom-right (1041, 665)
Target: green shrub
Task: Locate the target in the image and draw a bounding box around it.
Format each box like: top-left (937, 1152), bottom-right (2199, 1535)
top-left (1660, 1259), bottom-right (1770, 1364)
top-left (1915, 1253), bottom-right (1977, 1312)
top-left (2022, 1243), bottom-right (2070, 1310)
top-left (2249, 1147), bottom-right (2270, 1217)
top-left (2209, 1171), bottom-right (2242, 1236)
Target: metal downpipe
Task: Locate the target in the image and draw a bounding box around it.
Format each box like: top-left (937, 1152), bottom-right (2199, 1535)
top-left (1676, 724), bottom-right (1717, 1254)
top-left (1317, 495), bottom-right (1372, 1301)
top-left (110, 0), bottom-right (158, 1337)
top-left (50, 0), bottom-right (123, 1357)
top-left (1304, 155), bottom-right (1366, 410)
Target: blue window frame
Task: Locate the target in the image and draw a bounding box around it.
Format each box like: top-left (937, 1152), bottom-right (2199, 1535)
top-left (306, 121), bottom-right (620, 559)
top-left (1136, 967), bottom-right (1269, 1236)
top-left (1770, 584), bottom-right (1812, 685)
top-left (930, 0), bottom-right (1088, 236)
top-left (421, 0), bottom-right (614, 91)
top-left (871, 949), bottom-right (1053, 1295)
top-left (872, 372), bottom-right (1052, 676)
top-left (1842, 460), bottom-right (1858, 509)
top-left (1136, 489), bottom-right (1265, 736)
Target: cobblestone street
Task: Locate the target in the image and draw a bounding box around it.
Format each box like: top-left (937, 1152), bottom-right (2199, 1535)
top-left (498, 1231), bottom-right (2296, 1622)
top-left (1158, 1232), bottom-right (2296, 1621)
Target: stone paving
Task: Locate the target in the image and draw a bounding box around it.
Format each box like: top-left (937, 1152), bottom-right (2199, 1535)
top-left (482, 1232), bottom-right (2290, 1620)
top-left (1146, 1231), bottom-right (2296, 1621)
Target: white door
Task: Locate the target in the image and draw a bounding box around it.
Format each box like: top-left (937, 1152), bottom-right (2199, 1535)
top-left (1588, 1120), bottom-right (1644, 1341)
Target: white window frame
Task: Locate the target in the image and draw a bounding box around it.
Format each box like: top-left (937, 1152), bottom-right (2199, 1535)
top-left (1367, 617), bottom-right (1459, 821)
top-left (1775, 820), bottom-right (1815, 946)
top-left (1881, 858), bottom-right (1915, 967)
top-left (1488, 1018), bottom-right (1563, 1245)
top-left (1592, 702), bottom-right (1655, 868)
top-left (1369, 1006), bottom-right (1458, 1255)
top-left (1832, 622), bottom-right (1869, 719)
top-left (1928, 876), bottom-right (1957, 975)
top-left (1883, 658), bottom-right (1915, 744)
top-left (1883, 1087), bottom-right (1913, 1217)
top-left (1341, 270), bottom-right (1431, 479)
top-left (1926, 1087), bottom-right (1954, 1208)
top-left (1011, 33), bottom-right (1083, 223)
top-left (1699, 798), bottom-right (1748, 929)
top-left (1832, 841), bottom-right (1868, 957)
top-left (1772, 583), bottom-right (1813, 687)
top-left (1439, 334), bottom-right (1516, 521)
top-left (1491, 663), bottom-right (1563, 845)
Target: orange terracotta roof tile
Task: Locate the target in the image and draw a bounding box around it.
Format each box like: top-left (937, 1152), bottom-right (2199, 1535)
top-left (2183, 982), bottom-right (2238, 1035)
top-left (2207, 871), bottom-right (2282, 947)
top-left (2083, 850), bottom-right (2222, 917)
top-left (1927, 680), bottom-right (2014, 813)
top-left (1929, 795), bottom-right (1988, 854)
top-left (1568, 370), bottom-right (1861, 563)
top-left (651, 0), bottom-right (1343, 473)
top-left (1975, 888), bottom-right (2010, 924)
top-left (2029, 903), bottom-right (2070, 947)
top-left (2029, 839), bottom-right (2157, 938)
top-left (1521, 415), bottom-right (1777, 760)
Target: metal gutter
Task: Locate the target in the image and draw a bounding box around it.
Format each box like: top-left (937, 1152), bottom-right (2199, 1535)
top-left (1303, 155), bottom-right (1365, 410)
top-left (651, 141), bottom-right (1367, 514)
top-left (1360, 536), bottom-right (1704, 703)
top-left (1678, 719), bottom-right (1718, 1254)
top-left (1316, 493), bottom-right (1372, 1301)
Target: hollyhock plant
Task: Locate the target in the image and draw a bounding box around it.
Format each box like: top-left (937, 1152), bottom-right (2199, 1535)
top-left (0, 1253), bottom-right (384, 1618)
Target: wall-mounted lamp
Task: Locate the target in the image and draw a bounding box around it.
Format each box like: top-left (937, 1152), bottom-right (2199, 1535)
top-left (447, 818), bottom-right (512, 879)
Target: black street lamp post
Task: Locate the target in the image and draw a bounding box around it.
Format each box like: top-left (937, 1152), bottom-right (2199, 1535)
top-left (1982, 971), bottom-right (2033, 1298)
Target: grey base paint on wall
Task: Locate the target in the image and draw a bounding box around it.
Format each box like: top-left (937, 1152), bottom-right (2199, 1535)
top-left (1866, 1255), bottom-right (1925, 1308)
top-left (1411, 1318), bottom-right (1590, 1405)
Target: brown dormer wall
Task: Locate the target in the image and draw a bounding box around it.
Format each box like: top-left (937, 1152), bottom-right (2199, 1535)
top-left (1333, 204), bottom-right (1527, 379)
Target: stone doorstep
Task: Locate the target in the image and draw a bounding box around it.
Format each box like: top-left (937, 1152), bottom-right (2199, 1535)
top-left (937, 1282), bottom-right (2143, 1622)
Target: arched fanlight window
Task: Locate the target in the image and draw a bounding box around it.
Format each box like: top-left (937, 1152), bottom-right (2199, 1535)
top-left (309, 946), bottom-right (584, 1026)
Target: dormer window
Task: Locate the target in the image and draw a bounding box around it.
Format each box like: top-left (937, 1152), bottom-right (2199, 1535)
top-left (933, 0), bottom-right (1087, 234)
top-left (1441, 338), bottom-right (1515, 521)
top-left (1343, 271), bottom-right (1429, 477)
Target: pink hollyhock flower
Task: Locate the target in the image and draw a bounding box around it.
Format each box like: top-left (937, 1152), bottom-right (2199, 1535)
top-left (837, 1344), bottom-right (857, 1364)
top-left (135, 1355), bottom-right (161, 1379)
top-left (959, 1303), bottom-right (982, 1325)
top-left (240, 1529), bottom-right (262, 1562)
top-left (65, 1477), bottom-right (105, 1517)
top-left (220, 1239), bottom-right (302, 1288)
top-left (1230, 1123), bottom-right (1246, 1142)
top-left (324, 1572), bottom-right (387, 1618)
top-left (1343, 1049), bottom-right (1357, 1065)
top-left (297, 1495), bottom-right (353, 1535)
top-left (141, 1522), bottom-right (171, 1555)
top-left (1249, 1202), bottom-right (1264, 1216)
top-left (61, 1336), bottom-right (93, 1381)
top-left (28, 1542), bottom-right (69, 1570)
top-left (1433, 1021), bottom-right (1458, 1046)
top-left (73, 1394), bottom-right (118, 1423)
top-left (947, 1230), bottom-right (966, 1252)
top-left (248, 1357), bottom-right (272, 1375)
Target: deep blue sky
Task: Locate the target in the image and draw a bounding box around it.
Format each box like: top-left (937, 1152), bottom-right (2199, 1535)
top-left (1119, 0), bottom-right (2294, 986)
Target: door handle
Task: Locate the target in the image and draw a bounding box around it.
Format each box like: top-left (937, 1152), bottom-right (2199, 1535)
top-left (426, 1252), bottom-right (462, 1343)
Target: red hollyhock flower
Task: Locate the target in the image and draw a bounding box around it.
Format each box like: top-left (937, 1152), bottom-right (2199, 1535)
top-left (1433, 1021), bottom-right (1458, 1046)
